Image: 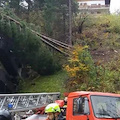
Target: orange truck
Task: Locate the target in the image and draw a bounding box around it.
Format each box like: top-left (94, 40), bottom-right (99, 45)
top-left (27, 91), bottom-right (120, 120)
top-left (66, 91), bottom-right (120, 120)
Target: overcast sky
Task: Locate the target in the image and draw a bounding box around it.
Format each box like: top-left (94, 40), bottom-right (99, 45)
top-left (20, 0), bottom-right (28, 8)
top-left (110, 0), bottom-right (120, 14)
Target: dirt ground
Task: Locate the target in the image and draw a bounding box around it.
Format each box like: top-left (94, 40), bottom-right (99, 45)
top-left (91, 47), bottom-right (120, 65)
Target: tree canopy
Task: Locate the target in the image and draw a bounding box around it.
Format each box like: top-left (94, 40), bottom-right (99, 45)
top-left (0, 0), bottom-right (79, 77)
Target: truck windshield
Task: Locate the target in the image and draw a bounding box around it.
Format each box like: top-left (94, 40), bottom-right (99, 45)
top-left (91, 95), bottom-right (120, 118)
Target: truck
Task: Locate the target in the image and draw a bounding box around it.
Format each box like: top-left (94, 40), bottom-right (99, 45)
top-left (0, 92), bottom-right (60, 120)
top-left (1, 91), bottom-right (120, 120)
top-left (26, 91), bottom-right (120, 120)
top-left (66, 91), bottom-right (120, 120)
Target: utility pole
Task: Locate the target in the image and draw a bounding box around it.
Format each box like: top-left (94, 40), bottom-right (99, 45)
top-left (68, 0), bottom-right (72, 46)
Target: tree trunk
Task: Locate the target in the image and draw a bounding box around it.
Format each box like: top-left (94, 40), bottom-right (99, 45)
top-left (26, 0), bottom-right (32, 22)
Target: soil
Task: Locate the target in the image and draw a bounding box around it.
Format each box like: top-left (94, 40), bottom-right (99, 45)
top-left (91, 47), bottom-right (120, 64)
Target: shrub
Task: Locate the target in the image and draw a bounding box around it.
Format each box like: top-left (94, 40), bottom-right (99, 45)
top-left (64, 45), bottom-right (97, 91)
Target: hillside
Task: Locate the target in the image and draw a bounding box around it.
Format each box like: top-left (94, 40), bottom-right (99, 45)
top-left (19, 14), bottom-right (120, 94)
top-left (73, 14), bottom-right (120, 64)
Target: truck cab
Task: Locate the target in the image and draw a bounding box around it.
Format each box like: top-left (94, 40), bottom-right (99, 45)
top-left (66, 91), bottom-right (120, 120)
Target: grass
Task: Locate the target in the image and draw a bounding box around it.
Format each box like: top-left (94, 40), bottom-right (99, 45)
top-left (19, 70), bottom-right (68, 98)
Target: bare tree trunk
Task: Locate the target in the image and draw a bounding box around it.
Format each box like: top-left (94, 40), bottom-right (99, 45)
top-left (26, 0), bottom-right (32, 22)
top-left (68, 0), bottom-right (72, 46)
top-left (78, 15), bottom-right (88, 34)
top-left (63, 12), bottom-right (66, 43)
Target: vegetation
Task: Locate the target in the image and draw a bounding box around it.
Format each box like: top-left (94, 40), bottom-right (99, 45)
top-left (64, 44), bottom-right (120, 93)
top-left (64, 45), bottom-right (97, 92)
top-left (0, 0), bottom-right (78, 77)
top-left (0, 8), bottom-right (62, 75)
top-left (0, 0), bottom-right (120, 94)
top-left (63, 14), bottom-right (120, 93)
top-left (19, 70), bottom-right (68, 97)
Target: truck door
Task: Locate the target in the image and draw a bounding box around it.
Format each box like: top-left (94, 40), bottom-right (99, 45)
top-left (72, 96), bottom-right (90, 120)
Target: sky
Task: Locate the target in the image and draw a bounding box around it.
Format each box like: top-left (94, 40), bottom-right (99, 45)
top-left (110, 0), bottom-right (120, 14)
top-left (20, 1), bottom-right (28, 8)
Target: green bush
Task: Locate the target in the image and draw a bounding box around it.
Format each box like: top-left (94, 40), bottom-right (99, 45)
top-left (64, 45), bottom-right (97, 92)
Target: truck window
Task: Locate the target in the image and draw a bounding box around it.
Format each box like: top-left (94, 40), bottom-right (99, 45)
top-left (91, 95), bottom-right (120, 118)
top-left (73, 97), bottom-right (89, 115)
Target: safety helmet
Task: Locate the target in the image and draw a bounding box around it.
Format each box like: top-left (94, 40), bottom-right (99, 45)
top-left (55, 100), bottom-right (64, 108)
top-left (45, 103), bottom-right (61, 113)
top-left (0, 109), bottom-right (12, 120)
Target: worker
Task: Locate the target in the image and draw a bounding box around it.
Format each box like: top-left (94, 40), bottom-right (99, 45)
top-left (0, 110), bottom-right (12, 120)
top-left (55, 100), bottom-right (66, 117)
top-left (45, 103), bottom-right (65, 120)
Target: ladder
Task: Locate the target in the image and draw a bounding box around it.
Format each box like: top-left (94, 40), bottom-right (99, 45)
top-left (0, 92), bottom-right (60, 112)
